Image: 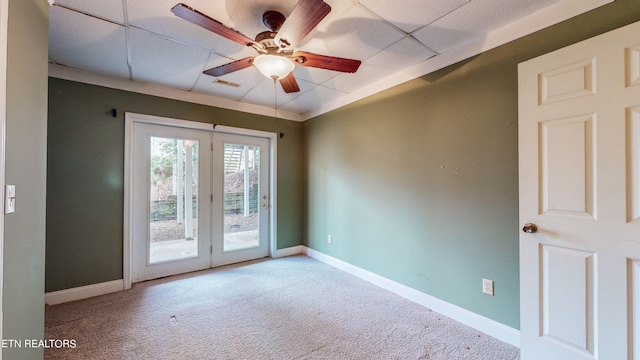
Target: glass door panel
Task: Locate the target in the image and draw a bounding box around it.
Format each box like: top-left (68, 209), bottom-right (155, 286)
top-left (149, 137), bottom-right (199, 264)
top-left (223, 144), bottom-right (260, 252)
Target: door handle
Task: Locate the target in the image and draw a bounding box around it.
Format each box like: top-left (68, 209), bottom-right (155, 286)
top-left (522, 223), bottom-right (538, 233)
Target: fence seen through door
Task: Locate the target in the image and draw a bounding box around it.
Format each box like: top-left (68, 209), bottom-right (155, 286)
top-left (148, 141), bottom-right (261, 263)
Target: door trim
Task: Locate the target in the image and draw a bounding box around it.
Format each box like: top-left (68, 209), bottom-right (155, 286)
top-left (123, 113), bottom-right (278, 289)
top-left (0, 0), bottom-right (8, 353)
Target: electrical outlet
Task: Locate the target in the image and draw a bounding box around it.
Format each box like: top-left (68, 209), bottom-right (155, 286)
top-left (328, 235), bottom-right (332, 244)
top-left (482, 278), bottom-right (494, 296)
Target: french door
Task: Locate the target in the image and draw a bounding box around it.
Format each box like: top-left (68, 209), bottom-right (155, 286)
top-left (130, 120), bottom-right (270, 283)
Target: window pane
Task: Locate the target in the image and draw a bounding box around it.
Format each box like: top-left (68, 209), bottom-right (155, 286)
top-left (223, 144), bottom-right (259, 252)
top-left (149, 137), bottom-right (199, 263)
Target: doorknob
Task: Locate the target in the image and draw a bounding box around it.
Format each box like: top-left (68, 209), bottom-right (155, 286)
top-left (522, 223), bottom-right (538, 233)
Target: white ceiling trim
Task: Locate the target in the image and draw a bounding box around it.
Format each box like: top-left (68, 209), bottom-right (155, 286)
top-left (49, 63), bottom-right (302, 122)
top-left (48, 0), bottom-right (613, 123)
top-left (302, 0), bottom-right (614, 120)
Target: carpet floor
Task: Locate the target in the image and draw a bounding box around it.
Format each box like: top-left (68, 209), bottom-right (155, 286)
top-left (45, 255), bottom-right (520, 359)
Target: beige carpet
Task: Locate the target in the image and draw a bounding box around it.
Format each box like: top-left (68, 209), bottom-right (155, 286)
top-left (45, 255), bottom-right (520, 359)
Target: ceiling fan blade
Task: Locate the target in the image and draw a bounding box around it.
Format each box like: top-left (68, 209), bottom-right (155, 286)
top-left (293, 51), bottom-right (361, 73)
top-left (279, 72), bottom-right (300, 93)
top-left (172, 3), bottom-right (257, 47)
top-left (274, 0), bottom-right (331, 49)
top-left (203, 57), bottom-right (255, 77)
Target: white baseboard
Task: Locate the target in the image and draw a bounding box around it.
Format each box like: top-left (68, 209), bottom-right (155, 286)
top-left (45, 246), bottom-right (307, 306)
top-left (303, 247), bottom-right (520, 348)
top-left (44, 247), bottom-right (520, 348)
top-left (45, 280), bottom-right (124, 305)
top-left (273, 245), bottom-right (305, 258)
top-left (43, 246), bottom-right (306, 306)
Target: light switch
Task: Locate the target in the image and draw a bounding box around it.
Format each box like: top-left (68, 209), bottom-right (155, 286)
top-left (5, 185), bottom-right (15, 214)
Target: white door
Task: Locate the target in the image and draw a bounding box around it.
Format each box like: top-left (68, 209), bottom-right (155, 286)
top-left (211, 133), bottom-right (270, 267)
top-left (518, 21), bottom-right (640, 359)
top-left (132, 122), bottom-right (212, 282)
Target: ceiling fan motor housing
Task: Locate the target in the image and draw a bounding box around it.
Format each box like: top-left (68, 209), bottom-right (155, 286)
top-left (255, 11), bottom-right (292, 54)
top-left (263, 10), bottom-right (285, 32)
top-left (255, 30), bottom-right (276, 43)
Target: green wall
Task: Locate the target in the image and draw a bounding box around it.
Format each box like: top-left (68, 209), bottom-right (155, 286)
top-left (3, 0), bottom-right (48, 359)
top-left (303, 0), bottom-right (640, 330)
top-left (45, 0), bottom-right (640, 333)
top-left (46, 79), bottom-right (304, 292)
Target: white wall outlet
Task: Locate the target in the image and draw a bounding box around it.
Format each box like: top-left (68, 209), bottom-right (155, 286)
top-left (482, 278), bottom-right (494, 296)
top-left (327, 235), bottom-right (332, 244)
top-left (5, 185), bottom-right (15, 214)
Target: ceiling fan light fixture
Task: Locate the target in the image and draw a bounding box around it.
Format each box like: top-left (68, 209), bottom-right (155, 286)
top-left (253, 54), bottom-right (295, 80)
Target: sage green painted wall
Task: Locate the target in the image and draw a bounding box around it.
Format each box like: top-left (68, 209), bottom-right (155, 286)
top-left (3, 0), bottom-right (48, 359)
top-left (303, 0), bottom-right (640, 330)
top-left (46, 78), bottom-right (304, 292)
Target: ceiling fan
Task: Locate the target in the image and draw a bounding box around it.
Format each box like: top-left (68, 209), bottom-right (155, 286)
top-left (171, 0), bottom-right (361, 93)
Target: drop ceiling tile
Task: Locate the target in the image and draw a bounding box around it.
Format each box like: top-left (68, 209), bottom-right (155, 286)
top-left (49, 6), bottom-right (129, 78)
top-left (411, 26), bottom-right (474, 54)
top-left (212, 39), bottom-right (259, 62)
top-left (412, 0), bottom-right (562, 53)
top-left (279, 85), bottom-right (347, 113)
top-left (359, 0), bottom-right (470, 33)
top-left (237, 78), bottom-right (277, 108)
top-left (299, 4), bottom-right (403, 62)
top-left (129, 28), bottom-right (211, 91)
top-left (322, 63), bottom-right (376, 93)
top-left (192, 57), bottom-right (265, 101)
top-left (464, 0), bottom-right (563, 30)
top-left (292, 65), bottom-right (339, 85)
top-left (296, 0), bottom-right (358, 49)
top-left (54, 0), bottom-right (125, 23)
top-left (240, 76), bottom-right (315, 108)
top-left (303, 0), bottom-right (359, 33)
top-left (127, 0), bottom-right (241, 50)
top-left (322, 37), bottom-right (436, 93)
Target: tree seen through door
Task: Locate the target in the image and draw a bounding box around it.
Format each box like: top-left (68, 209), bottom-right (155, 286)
top-left (147, 138), bottom-right (260, 263)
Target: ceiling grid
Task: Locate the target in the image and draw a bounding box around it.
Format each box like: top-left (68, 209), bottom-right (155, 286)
top-left (47, 0), bottom-right (612, 119)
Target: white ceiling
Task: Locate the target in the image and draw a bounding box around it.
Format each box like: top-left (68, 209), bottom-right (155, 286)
top-left (48, 0), bottom-right (610, 120)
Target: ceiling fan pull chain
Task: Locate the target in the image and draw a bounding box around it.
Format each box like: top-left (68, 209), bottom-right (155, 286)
top-left (274, 78), bottom-right (278, 121)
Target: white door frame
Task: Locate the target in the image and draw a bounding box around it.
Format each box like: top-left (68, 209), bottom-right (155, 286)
top-left (0, 0), bottom-right (9, 353)
top-left (123, 112), bottom-right (278, 289)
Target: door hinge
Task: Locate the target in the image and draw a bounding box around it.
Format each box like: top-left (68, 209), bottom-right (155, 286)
top-left (211, 143), bottom-right (213, 151)
top-left (210, 245), bottom-right (213, 254)
top-left (210, 194), bottom-right (213, 202)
